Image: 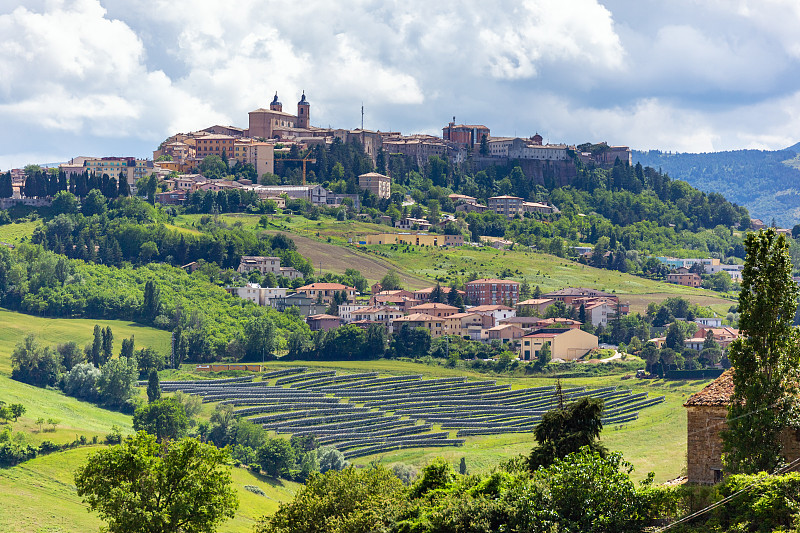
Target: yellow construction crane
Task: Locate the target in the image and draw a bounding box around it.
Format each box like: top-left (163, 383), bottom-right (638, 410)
top-left (281, 156), bottom-right (317, 185)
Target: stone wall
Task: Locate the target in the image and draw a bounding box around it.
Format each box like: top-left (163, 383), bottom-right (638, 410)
top-left (687, 405), bottom-right (727, 484)
top-left (688, 405), bottom-right (800, 484)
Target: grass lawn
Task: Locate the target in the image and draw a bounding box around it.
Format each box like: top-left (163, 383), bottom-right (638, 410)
top-left (0, 221), bottom-right (38, 245)
top-left (0, 307), bottom-right (172, 374)
top-left (0, 445), bottom-right (300, 533)
top-left (261, 360), bottom-right (704, 483)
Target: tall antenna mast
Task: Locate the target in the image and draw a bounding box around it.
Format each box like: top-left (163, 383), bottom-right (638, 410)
top-left (361, 103), bottom-right (364, 130)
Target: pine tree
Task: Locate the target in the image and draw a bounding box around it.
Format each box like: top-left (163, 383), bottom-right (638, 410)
top-left (722, 229), bottom-right (800, 474)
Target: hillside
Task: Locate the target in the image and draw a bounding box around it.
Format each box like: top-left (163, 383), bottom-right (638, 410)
top-left (176, 213), bottom-right (735, 314)
top-left (634, 146), bottom-right (800, 227)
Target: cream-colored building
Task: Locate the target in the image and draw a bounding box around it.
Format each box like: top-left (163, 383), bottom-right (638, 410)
top-left (233, 139), bottom-right (275, 177)
top-left (358, 172), bottom-right (391, 199)
top-left (443, 312), bottom-right (492, 336)
top-left (519, 328), bottom-right (598, 361)
top-left (392, 313), bottom-right (444, 337)
top-left (364, 233), bottom-right (464, 247)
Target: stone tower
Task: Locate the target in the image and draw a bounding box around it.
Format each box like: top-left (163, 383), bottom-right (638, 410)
top-left (269, 92), bottom-right (282, 112)
top-left (297, 91), bottom-right (310, 129)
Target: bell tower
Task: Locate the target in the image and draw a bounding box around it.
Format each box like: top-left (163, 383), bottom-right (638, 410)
top-left (269, 92), bottom-right (282, 112)
top-left (297, 91), bottom-right (310, 129)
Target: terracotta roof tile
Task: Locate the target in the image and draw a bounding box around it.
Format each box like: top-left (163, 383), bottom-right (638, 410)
top-left (683, 369), bottom-right (734, 407)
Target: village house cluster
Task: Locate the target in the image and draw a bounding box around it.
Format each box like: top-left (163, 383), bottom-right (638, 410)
top-left (227, 257), bottom-right (626, 361)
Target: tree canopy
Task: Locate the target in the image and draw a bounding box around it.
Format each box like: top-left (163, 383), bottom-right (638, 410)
top-left (74, 432), bottom-right (238, 533)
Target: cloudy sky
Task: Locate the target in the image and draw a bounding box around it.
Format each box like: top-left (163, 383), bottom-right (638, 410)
top-left (2, 0), bottom-right (800, 169)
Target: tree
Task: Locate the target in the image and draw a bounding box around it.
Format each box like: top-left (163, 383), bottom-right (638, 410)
top-left (11, 334), bottom-right (62, 387)
top-left (199, 155), bottom-right (228, 180)
top-left (254, 465), bottom-right (403, 533)
top-left (57, 341), bottom-right (84, 371)
top-left (91, 324), bottom-right (103, 367)
top-left (75, 432), bottom-right (238, 533)
top-left (51, 190), bottom-right (79, 215)
top-left (257, 438), bottom-right (296, 478)
top-left (723, 229), bottom-right (800, 474)
top-left (141, 280), bottom-right (161, 323)
top-left (537, 341), bottom-right (551, 368)
top-left (133, 399), bottom-right (189, 442)
top-left (120, 336), bottom-right (135, 360)
top-left (81, 189), bottom-right (107, 216)
top-left (380, 269), bottom-right (402, 291)
top-left (147, 370), bottom-right (161, 403)
top-left (101, 326), bottom-right (114, 364)
top-left (0, 172), bottom-right (12, 198)
top-left (664, 322), bottom-right (685, 351)
top-left (118, 173), bottom-right (131, 197)
top-left (538, 447), bottom-right (659, 533)
top-left (95, 356), bottom-right (138, 408)
top-left (529, 397), bottom-right (607, 470)
top-left (242, 314), bottom-right (276, 362)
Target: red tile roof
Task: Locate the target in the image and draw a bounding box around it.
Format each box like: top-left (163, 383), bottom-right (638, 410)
top-left (683, 370), bottom-right (734, 407)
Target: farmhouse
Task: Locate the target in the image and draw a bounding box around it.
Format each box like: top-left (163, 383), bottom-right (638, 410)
top-left (684, 369), bottom-right (800, 484)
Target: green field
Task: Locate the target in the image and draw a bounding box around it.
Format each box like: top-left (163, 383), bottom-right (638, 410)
top-left (0, 446), bottom-right (301, 533)
top-left (0, 307), bottom-right (172, 374)
top-left (0, 221), bottom-right (38, 245)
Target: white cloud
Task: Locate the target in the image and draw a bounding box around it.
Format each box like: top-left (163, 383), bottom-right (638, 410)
top-left (2, 0), bottom-right (800, 169)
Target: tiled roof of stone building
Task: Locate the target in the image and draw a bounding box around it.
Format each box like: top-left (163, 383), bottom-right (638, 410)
top-left (683, 369), bottom-right (734, 407)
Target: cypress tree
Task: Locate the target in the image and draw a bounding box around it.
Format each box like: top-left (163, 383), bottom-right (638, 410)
top-left (91, 325), bottom-right (102, 367)
top-left (722, 228), bottom-right (800, 474)
top-left (0, 172), bottom-right (12, 198)
top-left (147, 370), bottom-right (161, 403)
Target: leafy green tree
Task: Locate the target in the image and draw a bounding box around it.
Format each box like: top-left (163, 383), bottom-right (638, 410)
top-left (0, 172), bottom-right (12, 198)
top-left (91, 324), bottom-right (103, 366)
top-left (257, 438), bottom-right (296, 478)
top-left (141, 280), bottom-right (161, 323)
top-left (11, 334), bottom-right (62, 387)
top-left (379, 270), bottom-right (402, 291)
top-left (81, 189), bottom-right (107, 216)
top-left (147, 370), bottom-right (161, 403)
top-left (254, 465), bottom-right (403, 533)
top-left (529, 397), bottom-right (607, 470)
top-left (95, 356), bottom-right (138, 408)
top-left (538, 447), bottom-right (660, 533)
top-left (101, 326), bottom-right (113, 364)
top-left (242, 314), bottom-right (276, 362)
top-left (51, 191), bottom-right (79, 215)
top-left (664, 322), bottom-right (685, 351)
top-left (120, 336), bottom-right (135, 359)
top-left (391, 325), bottom-right (431, 358)
top-left (56, 341), bottom-right (84, 371)
top-left (200, 155), bottom-right (228, 180)
top-left (75, 432), bottom-right (238, 533)
top-left (137, 348), bottom-right (165, 378)
top-left (133, 399), bottom-right (188, 442)
top-left (537, 341), bottom-right (551, 368)
top-left (723, 229), bottom-right (800, 474)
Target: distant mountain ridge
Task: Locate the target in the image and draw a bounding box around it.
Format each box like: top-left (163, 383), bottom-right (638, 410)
top-left (633, 145), bottom-right (800, 227)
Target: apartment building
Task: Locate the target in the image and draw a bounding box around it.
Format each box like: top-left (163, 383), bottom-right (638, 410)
top-left (194, 134), bottom-right (236, 160)
top-left (238, 256), bottom-right (282, 275)
top-left (392, 313), bottom-right (444, 337)
top-left (232, 139), bottom-right (275, 177)
top-left (465, 279), bottom-right (520, 306)
top-left (358, 172), bottom-right (391, 199)
top-left (488, 196), bottom-right (524, 218)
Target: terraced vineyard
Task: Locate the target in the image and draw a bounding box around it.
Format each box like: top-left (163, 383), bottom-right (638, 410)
top-left (160, 368), bottom-right (665, 459)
